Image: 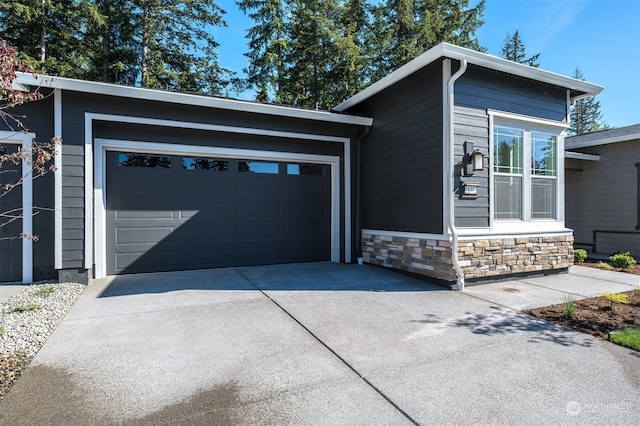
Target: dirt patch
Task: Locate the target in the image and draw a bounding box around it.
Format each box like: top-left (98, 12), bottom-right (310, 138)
top-left (525, 289), bottom-right (640, 339)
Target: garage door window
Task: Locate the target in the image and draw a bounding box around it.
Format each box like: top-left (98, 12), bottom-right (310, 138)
top-left (119, 153), bottom-right (171, 168)
top-left (287, 163), bottom-right (324, 176)
top-left (182, 157), bottom-right (229, 171)
top-left (239, 161), bottom-right (278, 174)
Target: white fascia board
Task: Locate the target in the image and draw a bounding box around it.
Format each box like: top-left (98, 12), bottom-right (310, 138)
top-left (15, 72), bottom-right (373, 127)
top-left (564, 151), bottom-right (601, 161)
top-left (334, 43), bottom-right (603, 111)
top-left (565, 133), bottom-right (640, 149)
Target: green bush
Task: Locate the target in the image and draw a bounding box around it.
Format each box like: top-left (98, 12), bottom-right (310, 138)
top-left (10, 302), bottom-right (42, 313)
top-left (574, 249), bottom-right (588, 263)
top-left (609, 252), bottom-right (637, 269)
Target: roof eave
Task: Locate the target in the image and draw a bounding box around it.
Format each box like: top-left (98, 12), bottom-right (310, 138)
top-left (565, 132), bottom-right (640, 149)
top-left (15, 72), bottom-right (373, 127)
top-left (334, 43), bottom-right (603, 112)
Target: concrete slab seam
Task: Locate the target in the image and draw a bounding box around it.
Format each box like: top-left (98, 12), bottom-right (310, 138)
top-left (235, 269), bottom-right (420, 426)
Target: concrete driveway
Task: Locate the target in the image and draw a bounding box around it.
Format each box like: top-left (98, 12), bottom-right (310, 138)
top-left (1, 263), bottom-right (638, 425)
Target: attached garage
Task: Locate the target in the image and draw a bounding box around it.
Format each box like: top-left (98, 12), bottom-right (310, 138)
top-left (105, 150), bottom-right (332, 275)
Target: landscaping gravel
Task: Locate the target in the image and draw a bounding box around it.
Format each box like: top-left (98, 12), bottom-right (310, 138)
top-left (0, 282), bottom-right (84, 400)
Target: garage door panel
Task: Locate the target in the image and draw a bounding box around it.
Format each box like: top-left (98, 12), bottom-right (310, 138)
top-left (236, 181), bottom-right (280, 198)
top-left (116, 209), bottom-right (176, 220)
top-left (106, 151), bottom-right (331, 275)
top-left (236, 224), bottom-right (281, 240)
top-left (236, 203), bottom-right (280, 219)
top-left (116, 227), bottom-right (174, 245)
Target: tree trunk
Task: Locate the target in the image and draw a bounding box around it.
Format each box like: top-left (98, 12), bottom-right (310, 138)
top-left (141, 0), bottom-right (150, 87)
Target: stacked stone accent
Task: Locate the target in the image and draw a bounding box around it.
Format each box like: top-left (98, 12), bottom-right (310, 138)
top-left (458, 235), bottom-right (574, 280)
top-left (361, 232), bottom-right (456, 281)
top-left (361, 232), bottom-right (574, 283)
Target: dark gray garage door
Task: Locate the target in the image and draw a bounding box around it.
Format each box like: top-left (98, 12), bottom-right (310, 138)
top-left (106, 151), bottom-right (331, 275)
top-left (0, 144), bottom-right (22, 282)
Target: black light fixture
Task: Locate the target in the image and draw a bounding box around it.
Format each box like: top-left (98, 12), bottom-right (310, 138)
top-left (0, 145), bottom-right (7, 155)
top-left (463, 141), bottom-right (483, 175)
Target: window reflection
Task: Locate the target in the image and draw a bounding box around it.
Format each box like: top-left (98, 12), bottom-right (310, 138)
top-left (238, 161), bottom-right (279, 174)
top-left (118, 153), bottom-right (171, 168)
top-left (287, 163), bottom-right (324, 176)
top-left (183, 157), bottom-right (229, 171)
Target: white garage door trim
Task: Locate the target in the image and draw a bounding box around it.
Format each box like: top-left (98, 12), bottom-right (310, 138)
top-left (94, 138), bottom-right (341, 279)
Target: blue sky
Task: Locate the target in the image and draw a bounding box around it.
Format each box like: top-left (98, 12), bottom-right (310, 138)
top-left (215, 0), bottom-right (640, 128)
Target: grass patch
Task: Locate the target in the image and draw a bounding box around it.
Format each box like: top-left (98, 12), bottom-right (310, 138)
top-left (609, 327), bottom-right (640, 351)
top-left (35, 284), bottom-right (57, 298)
top-left (0, 324), bottom-right (4, 337)
top-left (595, 261), bottom-right (614, 270)
top-left (563, 297), bottom-right (576, 319)
top-left (10, 302), bottom-right (42, 313)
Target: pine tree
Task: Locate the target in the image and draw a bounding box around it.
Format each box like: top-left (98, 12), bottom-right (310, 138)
top-left (0, 0), bottom-right (91, 77)
top-left (138, 0), bottom-right (231, 95)
top-left (368, 0), bottom-right (486, 79)
top-left (569, 67), bottom-right (610, 135)
top-left (500, 30), bottom-right (540, 67)
top-left (237, 0), bottom-right (289, 103)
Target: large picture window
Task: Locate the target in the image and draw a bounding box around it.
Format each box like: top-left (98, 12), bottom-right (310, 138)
top-left (493, 123), bottom-right (558, 222)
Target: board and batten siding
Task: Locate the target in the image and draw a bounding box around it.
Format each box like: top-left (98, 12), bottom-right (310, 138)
top-left (346, 61), bottom-right (444, 234)
top-left (453, 106), bottom-right (489, 228)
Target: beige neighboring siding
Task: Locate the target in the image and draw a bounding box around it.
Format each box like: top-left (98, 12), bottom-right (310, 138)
top-left (565, 139), bottom-right (640, 257)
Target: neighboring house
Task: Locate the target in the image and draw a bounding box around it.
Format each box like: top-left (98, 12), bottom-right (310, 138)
top-left (1, 43), bottom-right (602, 288)
top-left (565, 124), bottom-right (640, 258)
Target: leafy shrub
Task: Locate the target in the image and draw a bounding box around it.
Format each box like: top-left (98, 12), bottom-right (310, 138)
top-left (598, 292), bottom-right (629, 312)
top-left (0, 324), bottom-right (5, 337)
top-left (574, 249), bottom-right (588, 263)
top-left (609, 252), bottom-right (637, 269)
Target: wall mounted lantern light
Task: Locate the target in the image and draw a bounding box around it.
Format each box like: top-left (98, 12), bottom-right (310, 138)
top-left (463, 141), bottom-right (483, 175)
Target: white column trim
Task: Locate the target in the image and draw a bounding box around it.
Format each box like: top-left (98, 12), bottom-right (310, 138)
top-left (0, 131), bottom-right (34, 283)
top-left (54, 89), bottom-right (62, 269)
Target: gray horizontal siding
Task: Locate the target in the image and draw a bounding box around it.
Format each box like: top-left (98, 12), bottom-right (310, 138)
top-left (454, 106), bottom-right (490, 228)
top-left (348, 61), bottom-right (443, 234)
top-left (1, 93), bottom-right (56, 278)
top-left (456, 65), bottom-right (567, 122)
top-left (60, 90), bottom-right (361, 270)
top-left (565, 140), bottom-right (640, 257)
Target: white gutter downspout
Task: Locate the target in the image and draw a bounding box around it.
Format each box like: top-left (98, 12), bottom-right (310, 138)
top-left (446, 58), bottom-right (468, 291)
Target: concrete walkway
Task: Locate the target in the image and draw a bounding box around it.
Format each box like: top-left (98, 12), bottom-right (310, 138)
top-left (0, 264), bottom-right (638, 425)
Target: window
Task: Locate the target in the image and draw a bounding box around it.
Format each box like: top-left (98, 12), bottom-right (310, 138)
top-left (238, 161), bottom-right (278, 174)
top-left (493, 123), bottom-right (559, 222)
top-left (286, 163), bottom-right (324, 176)
top-left (118, 153), bottom-right (171, 168)
top-left (182, 157), bottom-right (228, 171)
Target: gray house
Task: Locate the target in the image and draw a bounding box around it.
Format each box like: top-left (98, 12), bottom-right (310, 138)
top-left (565, 124), bottom-right (640, 258)
top-left (2, 43), bottom-right (602, 288)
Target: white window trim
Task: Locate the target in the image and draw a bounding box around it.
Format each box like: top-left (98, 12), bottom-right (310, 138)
top-left (0, 131), bottom-right (34, 283)
top-left (94, 138), bottom-right (341, 279)
top-left (488, 110), bottom-right (567, 234)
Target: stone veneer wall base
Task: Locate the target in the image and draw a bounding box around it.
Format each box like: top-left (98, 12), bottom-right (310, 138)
top-left (362, 232), bottom-right (574, 284)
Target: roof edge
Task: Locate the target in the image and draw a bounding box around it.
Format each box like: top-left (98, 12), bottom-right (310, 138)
top-left (334, 43), bottom-right (603, 112)
top-left (565, 132), bottom-right (640, 149)
top-left (15, 72), bottom-right (373, 127)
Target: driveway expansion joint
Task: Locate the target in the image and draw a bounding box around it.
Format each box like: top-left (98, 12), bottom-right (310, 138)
top-left (235, 269), bottom-right (421, 426)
